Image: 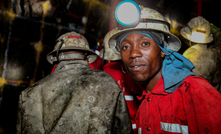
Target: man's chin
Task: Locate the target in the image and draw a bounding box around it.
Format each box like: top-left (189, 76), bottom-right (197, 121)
top-left (131, 75), bottom-right (148, 83)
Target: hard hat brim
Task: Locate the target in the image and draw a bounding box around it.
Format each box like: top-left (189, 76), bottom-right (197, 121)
top-left (47, 46), bottom-right (97, 64)
top-left (109, 27), bottom-right (181, 52)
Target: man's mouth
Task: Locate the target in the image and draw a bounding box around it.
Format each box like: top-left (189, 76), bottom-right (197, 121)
top-left (129, 64), bottom-right (146, 72)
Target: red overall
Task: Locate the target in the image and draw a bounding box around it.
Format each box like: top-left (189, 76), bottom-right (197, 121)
top-left (103, 62), bottom-right (142, 134)
top-left (136, 76), bottom-right (221, 134)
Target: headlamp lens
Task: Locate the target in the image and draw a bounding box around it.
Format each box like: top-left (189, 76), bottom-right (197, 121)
top-left (115, 0), bottom-right (140, 26)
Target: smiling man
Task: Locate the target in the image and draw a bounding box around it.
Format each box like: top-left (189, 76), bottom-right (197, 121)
top-left (104, 1), bottom-right (221, 134)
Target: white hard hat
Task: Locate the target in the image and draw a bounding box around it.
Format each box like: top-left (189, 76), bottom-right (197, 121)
top-left (47, 31), bottom-right (97, 64)
top-left (104, 2), bottom-right (181, 59)
top-left (180, 16), bottom-right (213, 44)
top-left (99, 27), bottom-right (121, 60)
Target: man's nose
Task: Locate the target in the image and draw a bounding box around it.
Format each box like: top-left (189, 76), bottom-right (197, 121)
top-left (129, 47), bottom-right (142, 59)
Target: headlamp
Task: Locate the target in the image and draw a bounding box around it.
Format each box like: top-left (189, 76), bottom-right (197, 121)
top-left (115, 0), bottom-right (170, 29)
top-left (115, 0), bottom-right (140, 26)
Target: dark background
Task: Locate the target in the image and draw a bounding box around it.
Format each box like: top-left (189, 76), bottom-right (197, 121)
top-left (0, 0), bottom-right (219, 133)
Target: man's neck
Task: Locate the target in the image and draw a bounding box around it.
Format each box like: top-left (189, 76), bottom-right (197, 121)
top-left (145, 71), bottom-right (162, 93)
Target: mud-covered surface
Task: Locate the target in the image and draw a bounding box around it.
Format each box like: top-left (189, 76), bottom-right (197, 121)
top-left (17, 60), bottom-right (132, 134)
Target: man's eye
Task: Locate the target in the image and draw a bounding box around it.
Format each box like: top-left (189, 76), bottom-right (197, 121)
top-left (121, 46), bottom-right (129, 50)
top-left (141, 42), bottom-right (150, 46)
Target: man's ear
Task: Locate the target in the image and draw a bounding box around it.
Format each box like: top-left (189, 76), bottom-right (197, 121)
top-left (161, 51), bottom-right (165, 58)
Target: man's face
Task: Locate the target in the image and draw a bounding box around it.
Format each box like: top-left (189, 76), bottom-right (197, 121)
top-left (120, 33), bottom-right (164, 82)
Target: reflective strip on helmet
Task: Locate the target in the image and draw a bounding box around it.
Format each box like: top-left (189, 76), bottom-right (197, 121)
top-left (68, 35), bottom-right (82, 39)
top-left (196, 29), bottom-right (206, 34)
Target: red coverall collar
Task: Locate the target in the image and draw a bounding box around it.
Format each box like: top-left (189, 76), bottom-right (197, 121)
top-left (136, 77), bottom-right (169, 100)
top-left (51, 62), bottom-right (94, 73)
